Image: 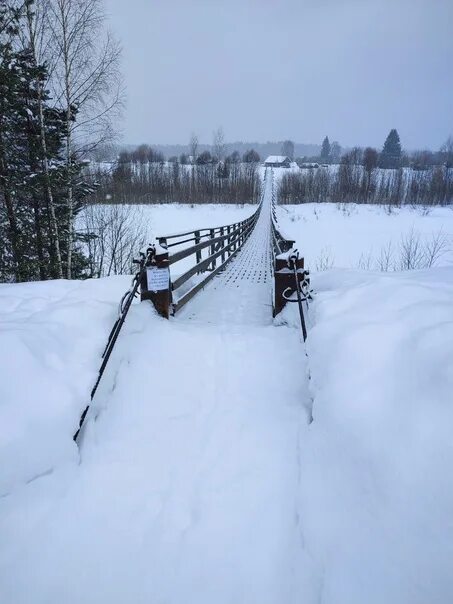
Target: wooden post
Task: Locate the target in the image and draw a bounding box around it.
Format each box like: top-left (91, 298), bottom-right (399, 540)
top-left (210, 228), bottom-right (216, 270)
top-left (194, 230), bottom-right (201, 273)
top-left (227, 225), bottom-right (231, 256)
top-left (140, 245), bottom-right (171, 319)
top-left (220, 227), bottom-right (225, 263)
top-left (274, 253), bottom-right (305, 317)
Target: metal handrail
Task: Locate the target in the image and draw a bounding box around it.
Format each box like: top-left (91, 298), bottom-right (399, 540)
top-left (165, 217), bottom-right (255, 266)
top-left (269, 170), bottom-right (295, 257)
top-left (74, 247), bottom-right (155, 444)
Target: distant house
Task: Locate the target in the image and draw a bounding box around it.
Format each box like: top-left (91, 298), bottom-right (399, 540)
top-left (264, 155), bottom-right (291, 168)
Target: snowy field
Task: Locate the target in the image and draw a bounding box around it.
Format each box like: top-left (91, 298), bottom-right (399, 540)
top-left (80, 202), bottom-right (254, 241)
top-left (277, 202), bottom-right (453, 271)
top-left (140, 202), bottom-right (254, 239)
top-left (1, 187), bottom-right (453, 602)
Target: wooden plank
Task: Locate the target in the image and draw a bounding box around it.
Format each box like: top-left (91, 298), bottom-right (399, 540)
top-left (168, 218), bottom-right (253, 265)
top-left (173, 244), bottom-right (244, 313)
top-left (157, 227), bottom-right (213, 240)
top-left (156, 205), bottom-right (258, 241)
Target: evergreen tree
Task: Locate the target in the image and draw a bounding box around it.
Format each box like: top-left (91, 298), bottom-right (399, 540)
top-left (0, 2), bottom-right (93, 282)
top-left (0, 4), bottom-right (28, 281)
top-left (281, 140), bottom-right (294, 160)
top-left (330, 141), bottom-right (342, 163)
top-left (380, 129), bottom-right (402, 168)
top-left (242, 149), bottom-right (260, 163)
top-left (320, 136), bottom-right (331, 162)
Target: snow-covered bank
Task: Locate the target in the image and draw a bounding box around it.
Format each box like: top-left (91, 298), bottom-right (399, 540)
top-left (277, 202), bottom-right (453, 271)
top-left (0, 276), bottom-right (130, 495)
top-left (1, 236), bottom-right (453, 601)
top-left (0, 276), bottom-right (311, 603)
top-left (286, 267), bottom-right (453, 603)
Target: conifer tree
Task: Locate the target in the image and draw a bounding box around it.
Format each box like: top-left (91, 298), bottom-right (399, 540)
top-left (379, 129), bottom-right (402, 168)
top-left (0, 1), bottom-right (93, 282)
top-left (321, 136), bottom-right (331, 162)
top-left (0, 5), bottom-right (32, 280)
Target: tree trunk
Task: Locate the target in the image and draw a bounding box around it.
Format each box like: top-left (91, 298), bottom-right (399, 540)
top-left (26, 5), bottom-right (63, 279)
top-left (61, 9), bottom-right (74, 279)
top-left (0, 130), bottom-right (25, 281)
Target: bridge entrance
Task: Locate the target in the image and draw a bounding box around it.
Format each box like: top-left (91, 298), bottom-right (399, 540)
top-left (18, 169), bottom-right (314, 604)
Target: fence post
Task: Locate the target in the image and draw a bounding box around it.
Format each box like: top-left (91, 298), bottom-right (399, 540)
top-left (227, 225), bottom-right (231, 256)
top-left (194, 230), bottom-right (201, 273)
top-left (220, 227), bottom-right (225, 263)
top-left (274, 253), bottom-right (305, 316)
top-left (210, 228), bottom-right (216, 270)
top-left (140, 244), bottom-right (171, 319)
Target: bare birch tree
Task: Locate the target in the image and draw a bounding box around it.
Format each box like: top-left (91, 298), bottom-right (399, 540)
top-left (80, 204), bottom-right (149, 277)
top-left (23, 0), bottom-right (63, 277)
top-left (189, 132), bottom-right (198, 164)
top-left (213, 126), bottom-right (226, 162)
top-left (46, 0), bottom-right (123, 277)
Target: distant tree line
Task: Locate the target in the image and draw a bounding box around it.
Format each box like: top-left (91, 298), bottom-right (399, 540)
top-left (295, 130), bottom-right (453, 171)
top-left (279, 129), bottom-right (453, 205)
top-left (89, 143), bottom-right (262, 205)
top-left (279, 153), bottom-right (453, 206)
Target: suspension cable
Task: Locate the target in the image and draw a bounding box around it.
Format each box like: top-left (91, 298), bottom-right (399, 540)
top-left (73, 247), bottom-right (155, 443)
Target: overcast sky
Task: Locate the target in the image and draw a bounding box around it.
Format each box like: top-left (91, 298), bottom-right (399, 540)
top-left (104, 0), bottom-right (453, 150)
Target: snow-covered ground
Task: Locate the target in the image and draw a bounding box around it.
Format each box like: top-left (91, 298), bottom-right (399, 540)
top-left (1, 176), bottom-right (453, 602)
top-left (280, 267), bottom-right (453, 602)
top-left (277, 202), bottom-right (453, 271)
top-left (0, 177), bottom-right (312, 602)
top-left (0, 276), bottom-right (131, 496)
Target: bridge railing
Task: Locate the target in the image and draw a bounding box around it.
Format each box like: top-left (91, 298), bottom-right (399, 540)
top-left (269, 170), bottom-right (311, 334)
top-left (142, 200), bottom-right (263, 316)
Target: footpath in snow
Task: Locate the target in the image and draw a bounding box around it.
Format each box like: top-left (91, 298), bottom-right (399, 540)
top-left (0, 172), bottom-right (313, 603)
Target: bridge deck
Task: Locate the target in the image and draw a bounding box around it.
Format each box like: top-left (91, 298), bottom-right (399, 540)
top-left (178, 171), bottom-right (273, 326)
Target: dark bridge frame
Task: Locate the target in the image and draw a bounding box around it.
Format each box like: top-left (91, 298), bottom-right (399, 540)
top-left (157, 206), bottom-right (261, 313)
top-left (141, 168), bottom-right (308, 318)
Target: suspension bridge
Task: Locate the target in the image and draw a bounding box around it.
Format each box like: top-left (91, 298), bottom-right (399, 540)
top-left (22, 169), bottom-right (314, 603)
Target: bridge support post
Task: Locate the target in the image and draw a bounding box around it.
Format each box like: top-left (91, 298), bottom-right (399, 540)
top-left (220, 227), bottom-right (225, 263)
top-left (227, 225), bottom-right (231, 256)
top-left (140, 243), bottom-right (171, 319)
top-left (210, 228), bottom-right (216, 270)
top-left (194, 231), bottom-right (201, 272)
top-left (273, 253), bottom-right (305, 316)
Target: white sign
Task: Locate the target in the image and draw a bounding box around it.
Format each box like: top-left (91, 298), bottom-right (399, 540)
top-left (146, 267), bottom-right (169, 292)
